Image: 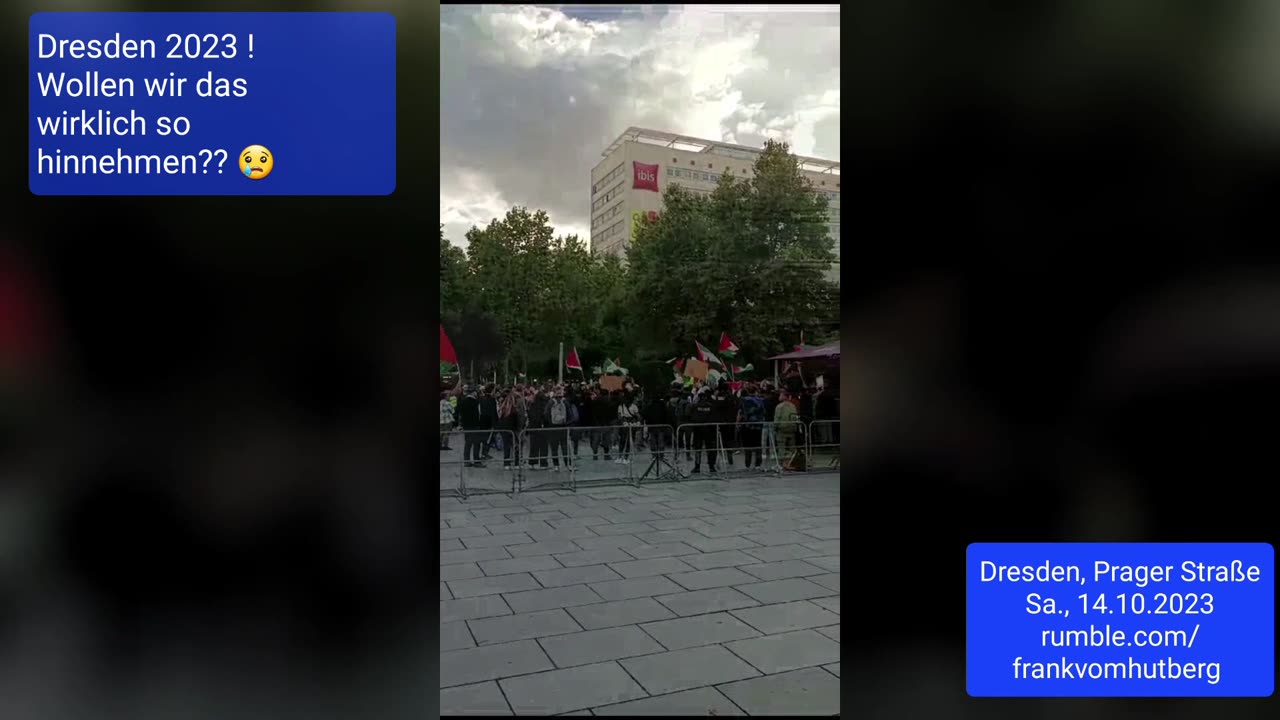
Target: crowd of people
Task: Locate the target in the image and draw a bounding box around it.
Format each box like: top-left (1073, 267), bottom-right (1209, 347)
top-left (439, 371), bottom-right (839, 474)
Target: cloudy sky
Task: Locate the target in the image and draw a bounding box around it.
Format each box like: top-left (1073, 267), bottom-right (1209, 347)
top-left (440, 4), bottom-right (840, 247)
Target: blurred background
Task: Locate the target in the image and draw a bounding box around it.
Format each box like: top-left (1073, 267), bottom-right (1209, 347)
top-left (848, 2), bottom-right (1279, 719)
top-left (4, 1), bottom-right (435, 718)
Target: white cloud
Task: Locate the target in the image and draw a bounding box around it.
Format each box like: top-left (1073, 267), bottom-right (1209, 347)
top-left (441, 4), bottom-right (840, 247)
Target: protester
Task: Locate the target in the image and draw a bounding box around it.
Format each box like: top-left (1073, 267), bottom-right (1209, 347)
top-left (641, 387), bottom-right (671, 462)
top-left (739, 383), bottom-right (766, 468)
top-left (480, 384), bottom-right (499, 460)
top-left (762, 381), bottom-right (780, 459)
top-left (567, 384), bottom-right (586, 459)
top-left (615, 389), bottom-right (641, 464)
top-left (439, 392), bottom-right (455, 450)
top-left (774, 388), bottom-right (800, 468)
top-left (690, 386), bottom-right (718, 473)
top-left (590, 387), bottom-right (616, 461)
top-left (457, 386), bottom-right (485, 467)
top-left (545, 386), bottom-right (573, 471)
top-left (498, 387), bottom-right (526, 470)
top-left (712, 380), bottom-right (737, 467)
top-left (527, 385), bottom-right (549, 469)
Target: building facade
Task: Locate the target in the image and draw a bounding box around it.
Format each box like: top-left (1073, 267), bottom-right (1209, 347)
top-left (588, 127), bottom-right (840, 280)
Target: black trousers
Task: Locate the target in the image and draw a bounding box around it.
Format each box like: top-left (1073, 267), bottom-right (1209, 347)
top-left (693, 427), bottom-right (717, 470)
top-left (464, 432), bottom-right (485, 463)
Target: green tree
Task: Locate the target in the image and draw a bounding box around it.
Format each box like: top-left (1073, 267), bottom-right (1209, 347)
top-left (440, 224), bottom-right (471, 313)
top-left (627, 140), bottom-right (838, 362)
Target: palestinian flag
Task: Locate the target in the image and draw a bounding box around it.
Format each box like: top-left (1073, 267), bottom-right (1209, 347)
top-left (440, 324), bottom-right (458, 365)
top-left (732, 363), bottom-right (754, 374)
top-left (718, 332), bottom-right (739, 358)
top-left (566, 347), bottom-right (582, 371)
top-left (666, 357), bottom-right (686, 372)
top-left (695, 340), bottom-right (723, 367)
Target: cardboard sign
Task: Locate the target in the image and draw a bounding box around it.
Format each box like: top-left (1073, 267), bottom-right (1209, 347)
top-left (684, 358), bottom-right (709, 381)
top-left (599, 375), bottom-right (625, 392)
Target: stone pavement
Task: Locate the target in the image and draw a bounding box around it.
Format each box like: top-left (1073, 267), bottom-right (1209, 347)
top-left (440, 473), bottom-right (841, 716)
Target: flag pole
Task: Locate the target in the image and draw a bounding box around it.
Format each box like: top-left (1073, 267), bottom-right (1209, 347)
top-left (558, 342), bottom-right (564, 385)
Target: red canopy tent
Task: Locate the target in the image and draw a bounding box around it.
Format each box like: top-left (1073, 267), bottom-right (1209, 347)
top-left (768, 341), bottom-right (840, 385)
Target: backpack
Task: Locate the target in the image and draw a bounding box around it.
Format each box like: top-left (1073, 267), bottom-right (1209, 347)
top-left (567, 403), bottom-right (580, 425)
top-left (741, 396), bottom-right (765, 424)
top-left (550, 399), bottom-right (567, 426)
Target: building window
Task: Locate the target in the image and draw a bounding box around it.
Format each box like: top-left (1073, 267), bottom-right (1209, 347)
top-left (592, 162), bottom-right (625, 197)
top-left (672, 157), bottom-right (678, 163)
top-left (667, 167), bottom-right (674, 176)
top-left (690, 160), bottom-right (696, 165)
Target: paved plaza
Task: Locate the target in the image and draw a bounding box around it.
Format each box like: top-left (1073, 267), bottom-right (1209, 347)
top-left (440, 473), bottom-right (841, 716)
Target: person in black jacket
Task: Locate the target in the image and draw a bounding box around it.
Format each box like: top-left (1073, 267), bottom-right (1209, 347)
top-left (589, 387), bottom-right (615, 461)
top-left (456, 386), bottom-right (484, 466)
top-left (479, 384), bottom-right (498, 460)
top-left (761, 382), bottom-right (780, 460)
top-left (712, 380), bottom-right (738, 467)
top-left (690, 388), bottom-right (718, 473)
top-left (641, 388), bottom-right (672, 461)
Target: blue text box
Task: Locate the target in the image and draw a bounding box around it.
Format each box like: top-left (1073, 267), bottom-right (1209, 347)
top-left (967, 542), bottom-right (1274, 697)
top-left (29, 12), bottom-right (395, 196)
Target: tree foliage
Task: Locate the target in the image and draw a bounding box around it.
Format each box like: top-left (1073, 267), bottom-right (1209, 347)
top-left (440, 141), bottom-right (839, 381)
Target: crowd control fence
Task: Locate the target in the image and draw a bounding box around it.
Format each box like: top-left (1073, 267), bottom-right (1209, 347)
top-left (438, 428), bottom-right (519, 500)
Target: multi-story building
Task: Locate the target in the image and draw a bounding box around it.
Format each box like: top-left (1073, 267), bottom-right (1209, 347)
top-left (588, 127), bottom-right (840, 281)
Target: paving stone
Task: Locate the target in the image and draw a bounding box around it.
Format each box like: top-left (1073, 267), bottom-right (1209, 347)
top-left (817, 624), bottom-right (840, 642)
top-left (553, 548), bottom-right (635, 568)
top-left (666, 567), bottom-right (760, 591)
top-left (639, 611), bottom-right (761, 650)
top-left (441, 525), bottom-right (493, 540)
top-left (803, 540), bottom-right (841, 555)
top-left (593, 687), bottom-right (743, 716)
top-left (440, 538), bottom-right (464, 552)
top-left (620, 645), bottom-right (760, 695)
top-left (467, 608), bottom-right (582, 645)
top-left (608, 556), bottom-right (696, 579)
top-left (441, 595), bottom-right (513, 624)
top-left (533, 564), bottom-right (624, 588)
top-left (448, 573), bottom-right (541, 599)
top-left (678, 550), bottom-right (759, 571)
top-left (730, 600), bottom-right (840, 634)
top-left (806, 555), bottom-right (840, 572)
top-left (742, 530), bottom-right (817, 546)
top-left (740, 543), bottom-right (823, 562)
top-left (527, 525), bottom-right (599, 542)
top-left (588, 575), bottom-right (686, 602)
top-left (503, 584), bottom-right (605, 613)
top-left (725, 629), bottom-right (840, 674)
top-left (653, 507), bottom-right (714, 519)
top-left (694, 524), bottom-right (759, 538)
top-left (737, 559), bottom-right (829, 582)
top-left (537, 625), bottom-right (665, 667)
top-left (440, 639), bottom-right (554, 688)
top-left (442, 546), bottom-right (513, 565)
top-left (824, 662), bottom-right (840, 676)
top-left (499, 661), bottom-right (648, 715)
top-left (567, 597), bottom-right (675, 629)
top-left (478, 555), bottom-right (564, 577)
top-left (683, 536), bottom-right (762, 553)
top-left (482, 520), bottom-right (552, 536)
top-left (800, 525), bottom-right (840, 540)
top-left (462, 532), bottom-right (535, 549)
top-left (635, 529), bottom-right (709, 545)
top-left (620, 542), bottom-right (701, 559)
top-left (440, 621), bottom-right (475, 651)
top-left (718, 666), bottom-right (840, 715)
top-left (610, 511), bottom-right (663, 523)
top-left (809, 572), bottom-right (840, 593)
top-left (439, 681), bottom-right (512, 715)
top-left (585, 522), bottom-right (656, 537)
top-left (521, 511), bottom-right (569, 522)
top-left (646, 517), bottom-right (713, 531)
top-left (440, 582), bottom-right (452, 600)
top-left (547, 516), bottom-right (612, 528)
top-left (734, 578), bottom-right (833, 604)
top-left (655, 587), bottom-right (760, 617)
top-left (507, 540), bottom-right (582, 557)
top-left (811, 596), bottom-right (840, 614)
top-left (571, 534), bottom-right (645, 551)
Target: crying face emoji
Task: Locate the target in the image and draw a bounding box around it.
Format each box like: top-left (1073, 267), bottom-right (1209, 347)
top-left (238, 145), bottom-right (273, 180)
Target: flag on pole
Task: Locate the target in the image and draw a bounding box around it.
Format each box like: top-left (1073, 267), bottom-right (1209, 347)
top-left (665, 357), bottom-right (687, 372)
top-left (695, 340), bottom-right (723, 366)
top-left (440, 324), bottom-right (458, 365)
top-left (732, 363), bottom-right (754, 374)
top-left (566, 347), bottom-right (582, 371)
top-left (718, 332), bottom-right (739, 358)
top-left (602, 358), bottom-right (619, 375)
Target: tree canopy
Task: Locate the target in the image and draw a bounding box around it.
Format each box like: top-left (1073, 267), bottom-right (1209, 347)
top-left (440, 140), bottom-right (839, 381)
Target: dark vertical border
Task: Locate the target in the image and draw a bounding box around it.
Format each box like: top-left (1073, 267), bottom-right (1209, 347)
top-left (419, 2), bottom-right (442, 716)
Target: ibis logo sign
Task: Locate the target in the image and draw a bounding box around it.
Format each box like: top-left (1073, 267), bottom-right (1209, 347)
top-left (632, 162), bottom-right (659, 192)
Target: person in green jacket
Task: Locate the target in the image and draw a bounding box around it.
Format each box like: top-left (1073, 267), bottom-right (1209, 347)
top-left (774, 389), bottom-right (800, 462)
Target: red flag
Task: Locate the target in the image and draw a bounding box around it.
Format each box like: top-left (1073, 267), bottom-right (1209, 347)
top-left (718, 331), bottom-right (739, 356)
top-left (675, 358), bottom-right (685, 372)
top-left (566, 347), bottom-right (582, 370)
top-left (439, 324), bottom-right (458, 365)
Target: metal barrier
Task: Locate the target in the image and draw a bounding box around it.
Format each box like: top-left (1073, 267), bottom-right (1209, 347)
top-left (520, 426), bottom-right (579, 493)
top-left (670, 421), bottom-right (806, 478)
top-left (807, 419), bottom-right (840, 472)
top-left (440, 428), bottom-right (519, 500)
